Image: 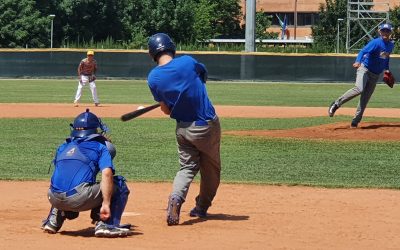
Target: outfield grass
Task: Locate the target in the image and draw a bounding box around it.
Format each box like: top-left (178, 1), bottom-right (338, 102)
top-left (2, 79), bottom-right (400, 107)
top-left (2, 79), bottom-right (400, 188)
top-left (3, 117), bottom-right (400, 189)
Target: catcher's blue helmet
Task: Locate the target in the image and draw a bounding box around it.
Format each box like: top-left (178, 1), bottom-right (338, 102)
top-left (70, 109), bottom-right (108, 138)
top-left (148, 33), bottom-right (176, 61)
top-left (379, 23), bottom-right (393, 32)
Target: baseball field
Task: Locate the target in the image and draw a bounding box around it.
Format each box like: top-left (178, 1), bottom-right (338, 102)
top-left (2, 79), bottom-right (400, 249)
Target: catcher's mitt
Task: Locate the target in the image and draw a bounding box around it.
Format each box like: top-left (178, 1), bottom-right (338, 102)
top-left (383, 71), bottom-right (395, 88)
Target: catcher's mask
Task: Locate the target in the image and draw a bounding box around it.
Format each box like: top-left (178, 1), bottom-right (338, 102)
top-left (148, 33), bottom-right (176, 62)
top-left (70, 109), bottom-right (108, 138)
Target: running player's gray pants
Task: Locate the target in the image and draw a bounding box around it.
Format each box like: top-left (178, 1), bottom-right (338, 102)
top-left (335, 65), bottom-right (380, 125)
top-left (172, 116), bottom-right (221, 210)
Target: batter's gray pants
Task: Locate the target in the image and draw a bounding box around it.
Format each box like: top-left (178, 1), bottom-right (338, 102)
top-left (334, 65), bottom-right (380, 125)
top-left (172, 116), bottom-right (221, 210)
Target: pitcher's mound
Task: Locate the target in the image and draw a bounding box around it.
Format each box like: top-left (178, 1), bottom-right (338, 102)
top-left (225, 122), bottom-right (400, 141)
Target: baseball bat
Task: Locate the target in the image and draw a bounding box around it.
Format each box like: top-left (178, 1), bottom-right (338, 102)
top-left (120, 103), bottom-right (161, 122)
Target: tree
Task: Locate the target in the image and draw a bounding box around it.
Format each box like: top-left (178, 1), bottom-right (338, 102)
top-left (255, 11), bottom-right (277, 39)
top-left (311, 0), bottom-right (347, 52)
top-left (212, 0), bottom-right (242, 38)
top-left (389, 6), bottom-right (400, 41)
top-left (0, 0), bottom-right (49, 48)
top-left (54, 0), bottom-right (136, 46)
top-left (192, 0), bottom-right (217, 42)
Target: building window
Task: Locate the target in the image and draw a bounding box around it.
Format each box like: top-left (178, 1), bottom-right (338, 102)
top-left (268, 13), bottom-right (319, 26)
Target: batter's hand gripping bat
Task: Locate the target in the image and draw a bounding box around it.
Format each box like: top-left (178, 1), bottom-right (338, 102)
top-left (120, 103), bottom-right (161, 122)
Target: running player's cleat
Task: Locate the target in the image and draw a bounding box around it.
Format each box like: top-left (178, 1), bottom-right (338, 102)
top-left (328, 102), bottom-right (339, 117)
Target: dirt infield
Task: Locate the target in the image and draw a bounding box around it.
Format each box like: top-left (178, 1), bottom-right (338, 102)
top-left (2, 103), bottom-right (400, 249)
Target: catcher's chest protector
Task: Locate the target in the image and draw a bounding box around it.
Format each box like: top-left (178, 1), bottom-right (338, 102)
top-left (56, 142), bottom-right (91, 164)
top-left (53, 142), bottom-right (96, 185)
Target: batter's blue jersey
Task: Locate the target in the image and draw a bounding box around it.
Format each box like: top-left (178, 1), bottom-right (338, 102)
top-left (147, 55), bottom-right (216, 122)
top-left (355, 37), bottom-right (394, 74)
top-left (50, 138), bottom-right (114, 193)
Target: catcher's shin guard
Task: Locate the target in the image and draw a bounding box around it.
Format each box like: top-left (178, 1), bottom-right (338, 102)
top-left (106, 176), bottom-right (130, 226)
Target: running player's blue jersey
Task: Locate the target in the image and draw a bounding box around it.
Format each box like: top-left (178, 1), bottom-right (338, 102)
top-left (147, 55), bottom-right (216, 122)
top-left (355, 37), bottom-right (394, 75)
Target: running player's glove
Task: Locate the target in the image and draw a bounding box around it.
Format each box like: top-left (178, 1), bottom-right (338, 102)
top-left (383, 71), bottom-right (395, 88)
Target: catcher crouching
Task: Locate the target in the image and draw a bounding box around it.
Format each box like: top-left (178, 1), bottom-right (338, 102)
top-left (41, 109), bottom-right (132, 237)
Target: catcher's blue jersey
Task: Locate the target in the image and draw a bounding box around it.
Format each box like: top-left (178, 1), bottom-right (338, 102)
top-left (147, 55), bottom-right (216, 122)
top-left (50, 138), bottom-right (114, 193)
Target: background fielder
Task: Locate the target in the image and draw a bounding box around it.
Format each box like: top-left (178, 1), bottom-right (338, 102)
top-left (74, 50), bottom-right (100, 107)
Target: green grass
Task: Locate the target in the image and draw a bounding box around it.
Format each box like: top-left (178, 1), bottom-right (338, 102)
top-left (3, 117), bottom-right (400, 189)
top-left (2, 79), bottom-right (400, 107)
top-left (2, 79), bottom-right (400, 189)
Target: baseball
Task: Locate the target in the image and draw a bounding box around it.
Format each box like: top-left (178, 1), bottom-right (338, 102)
top-left (137, 105), bottom-right (145, 110)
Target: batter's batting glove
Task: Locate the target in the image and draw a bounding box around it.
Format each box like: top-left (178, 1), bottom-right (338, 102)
top-left (383, 71), bottom-right (395, 88)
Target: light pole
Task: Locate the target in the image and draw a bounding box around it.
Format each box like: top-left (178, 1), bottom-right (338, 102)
top-left (294, 0), bottom-right (298, 40)
top-left (336, 18), bottom-right (344, 53)
top-left (49, 14), bottom-right (56, 49)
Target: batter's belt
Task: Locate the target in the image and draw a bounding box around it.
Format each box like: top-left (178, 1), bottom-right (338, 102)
top-left (177, 115), bottom-right (218, 127)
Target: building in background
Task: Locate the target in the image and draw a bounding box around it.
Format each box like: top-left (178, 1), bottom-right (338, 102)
top-left (243, 0), bottom-right (398, 40)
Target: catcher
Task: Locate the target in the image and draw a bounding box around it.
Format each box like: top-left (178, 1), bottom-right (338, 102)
top-left (74, 50), bottom-right (100, 107)
top-left (41, 109), bottom-right (132, 237)
top-left (328, 23), bottom-right (395, 128)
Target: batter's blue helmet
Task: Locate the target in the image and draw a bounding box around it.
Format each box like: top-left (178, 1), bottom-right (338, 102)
top-left (70, 109), bottom-right (108, 138)
top-left (379, 23), bottom-right (393, 32)
top-left (148, 33), bottom-right (176, 61)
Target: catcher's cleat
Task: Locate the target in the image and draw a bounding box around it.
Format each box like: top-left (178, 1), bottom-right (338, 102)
top-left (94, 221), bottom-right (132, 238)
top-left (189, 207), bottom-right (208, 218)
top-left (328, 102), bottom-right (339, 117)
top-left (42, 221), bottom-right (60, 234)
top-left (166, 195), bottom-right (183, 226)
top-left (41, 207), bottom-right (65, 234)
top-left (350, 121), bottom-right (358, 129)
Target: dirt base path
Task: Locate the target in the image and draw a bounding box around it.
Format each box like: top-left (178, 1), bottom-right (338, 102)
top-left (1, 103), bottom-right (400, 118)
top-left (2, 181), bottom-right (400, 250)
top-left (2, 103), bottom-right (400, 249)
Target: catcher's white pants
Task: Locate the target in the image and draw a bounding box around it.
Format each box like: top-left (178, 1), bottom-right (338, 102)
top-left (74, 75), bottom-right (99, 103)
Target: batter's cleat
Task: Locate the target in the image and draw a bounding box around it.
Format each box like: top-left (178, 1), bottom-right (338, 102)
top-left (189, 207), bottom-right (208, 218)
top-left (73, 101), bottom-right (79, 107)
top-left (328, 102), bottom-right (339, 117)
top-left (166, 195), bottom-right (183, 226)
top-left (350, 122), bottom-right (358, 129)
top-left (94, 103), bottom-right (100, 107)
top-left (94, 221), bottom-right (132, 238)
